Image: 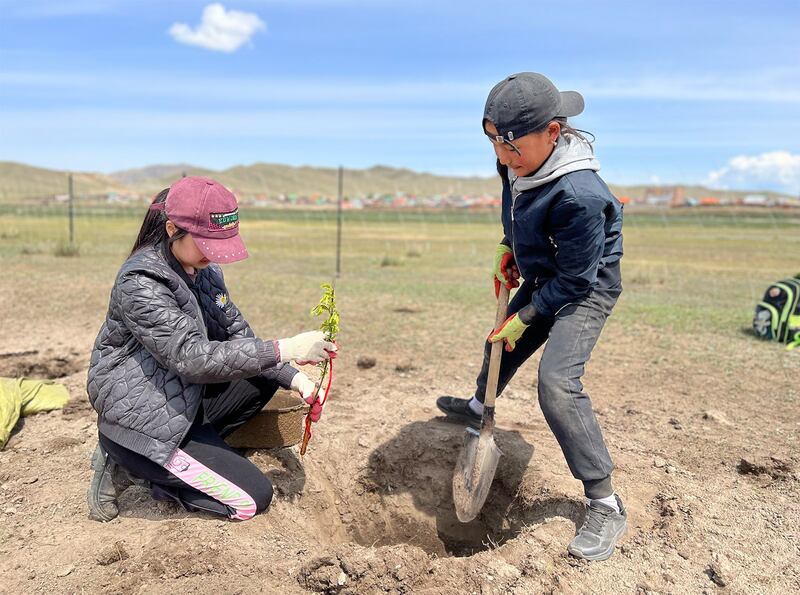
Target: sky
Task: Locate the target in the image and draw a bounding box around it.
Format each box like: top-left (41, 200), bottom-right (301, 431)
top-left (1, 0), bottom-right (799, 193)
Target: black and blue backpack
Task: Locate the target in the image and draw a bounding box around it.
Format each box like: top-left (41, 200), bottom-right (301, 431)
top-left (753, 275), bottom-right (800, 349)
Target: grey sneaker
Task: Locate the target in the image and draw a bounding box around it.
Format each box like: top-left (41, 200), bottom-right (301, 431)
top-left (567, 495), bottom-right (627, 561)
top-left (86, 443), bottom-right (134, 522)
top-left (436, 396), bottom-right (482, 429)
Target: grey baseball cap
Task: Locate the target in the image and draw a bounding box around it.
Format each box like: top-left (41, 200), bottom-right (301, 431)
top-left (483, 72), bottom-right (584, 141)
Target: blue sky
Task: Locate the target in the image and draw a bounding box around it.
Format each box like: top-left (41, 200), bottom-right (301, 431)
top-left (1, 0), bottom-right (799, 192)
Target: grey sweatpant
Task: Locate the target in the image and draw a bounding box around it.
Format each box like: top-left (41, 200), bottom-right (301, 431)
top-left (475, 275), bottom-right (621, 499)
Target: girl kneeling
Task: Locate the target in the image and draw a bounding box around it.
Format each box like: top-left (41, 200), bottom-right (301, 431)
top-left (86, 176), bottom-right (336, 521)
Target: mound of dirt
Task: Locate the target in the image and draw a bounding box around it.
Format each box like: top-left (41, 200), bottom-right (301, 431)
top-left (737, 455), bottom-right (796, 481)
top-left (0, 350), bottom-right (84, 379)
top-left (299, 544), bottom-right (431, 593)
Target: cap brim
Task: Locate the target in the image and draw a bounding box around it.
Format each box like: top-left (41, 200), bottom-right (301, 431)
top-left (559, 91), bottom-right (584, 118)
top-left (194, 233), bottom-right (249, 264)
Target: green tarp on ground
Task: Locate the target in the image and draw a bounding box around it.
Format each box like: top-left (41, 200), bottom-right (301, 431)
top-left (1, 377), bottom-right (70, 449)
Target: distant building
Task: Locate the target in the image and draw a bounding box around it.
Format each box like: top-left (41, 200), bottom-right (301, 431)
top-left (640, 186), bottom-right (687, 207)
top-left (742, 194), bottom-right (769, 207)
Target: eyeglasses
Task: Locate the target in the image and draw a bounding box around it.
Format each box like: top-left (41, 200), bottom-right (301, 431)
top-left (486, 133), bottom-right (521, 155)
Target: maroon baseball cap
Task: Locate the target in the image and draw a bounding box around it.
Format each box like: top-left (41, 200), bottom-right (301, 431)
top-left (157, 176), bottom-right (248, 264)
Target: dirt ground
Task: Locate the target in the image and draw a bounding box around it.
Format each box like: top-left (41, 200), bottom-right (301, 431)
top-left (1, 314), bottom-right (798, 595)
top-left (1, 214), bottom-right (799, 594)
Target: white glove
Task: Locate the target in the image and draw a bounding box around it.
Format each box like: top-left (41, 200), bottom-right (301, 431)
top-left (290, 371), bottom-right (317, 400)
top-left (278, 331), bottom-right (337, 364)
top-left (290, 371), bottom-right (324, 422)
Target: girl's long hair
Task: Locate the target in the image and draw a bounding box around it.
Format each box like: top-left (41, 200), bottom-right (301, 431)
top-left (129, 189), bottom-right (188, 257)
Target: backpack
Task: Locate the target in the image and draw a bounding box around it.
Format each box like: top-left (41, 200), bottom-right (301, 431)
top-left (753, 276), bottom-right (800, 349)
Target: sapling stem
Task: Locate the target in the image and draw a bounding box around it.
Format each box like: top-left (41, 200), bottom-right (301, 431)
top-left (301, 283), bottom-right (340, 455)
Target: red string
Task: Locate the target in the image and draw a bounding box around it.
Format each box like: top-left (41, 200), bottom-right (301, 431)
top-left (300, 359), bottom-right (333, 455)
top-left (320, 359), bottom-right (334, 404)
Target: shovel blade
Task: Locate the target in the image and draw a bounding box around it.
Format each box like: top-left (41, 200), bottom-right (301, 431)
top-left (452, 427), bottom-right (503, 523)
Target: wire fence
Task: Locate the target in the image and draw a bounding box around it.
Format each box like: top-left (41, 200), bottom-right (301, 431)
top-left (2, 196), bottom-right (799, 235)
top-left (2, 195), bottom-right (798, 245)
top-left (3, 178), bottom-right (800, 326)
top-left (3, 196), bottom-right (799, 234)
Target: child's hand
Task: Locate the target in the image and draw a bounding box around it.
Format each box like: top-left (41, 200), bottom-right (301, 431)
top-left (278, 331), bottom-right (337, 364)
top-left (488, 313), bottom-right (529, 352)
top-left (493, 244), bottom-right (520, 297)
top-left (290, 372), bottom-right (323, 422)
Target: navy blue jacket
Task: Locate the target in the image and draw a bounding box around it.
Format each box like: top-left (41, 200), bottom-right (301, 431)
top-left (500, 166), bottom-right (623, 318)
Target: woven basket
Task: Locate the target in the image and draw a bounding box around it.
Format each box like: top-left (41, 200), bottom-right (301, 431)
top-left (226, 391), bottom-right (309, 449)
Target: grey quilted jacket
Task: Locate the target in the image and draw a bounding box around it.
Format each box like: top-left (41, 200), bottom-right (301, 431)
top-left (87, 241), bottom-right (298, 465)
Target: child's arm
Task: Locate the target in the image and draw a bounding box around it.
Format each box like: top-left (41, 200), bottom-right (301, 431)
top-left (115, 273), bottom-right (280, 384)
top-left (203, 266), bottom-right (300, 388)
top-left (210, 274), bottom-right (301, 389)
top-left (227, 303), bottom-right (299, 388)
top-left (530, 195), bottom-right (606, 318)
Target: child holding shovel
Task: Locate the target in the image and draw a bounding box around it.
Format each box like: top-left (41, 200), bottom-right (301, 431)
top-left (86, 176), bottom-right (337, 522)
top-left (437, 73), bottom-right (625, 561)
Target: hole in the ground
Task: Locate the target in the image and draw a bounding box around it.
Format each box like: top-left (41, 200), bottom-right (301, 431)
top-left (339, 492), bottom-right (582, 558)
top-left (307, 419), bottom-right (583, 558)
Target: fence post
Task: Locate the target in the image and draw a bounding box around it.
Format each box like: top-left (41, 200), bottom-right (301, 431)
top-left (336, 165), bottom-right (343, 277)
top-left (68, 173), bottom-right (75, 246)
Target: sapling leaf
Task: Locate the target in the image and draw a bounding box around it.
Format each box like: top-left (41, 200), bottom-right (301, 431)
top-left (310, 283), bottom-right (340, 342)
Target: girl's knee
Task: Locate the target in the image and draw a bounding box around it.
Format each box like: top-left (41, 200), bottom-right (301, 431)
top-left (229, 473), bottom-right (273, 520)
top-left (254, 475), bottom-right (273, 514)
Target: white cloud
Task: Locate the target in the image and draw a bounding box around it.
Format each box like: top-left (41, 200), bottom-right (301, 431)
top-left (169, 4), bottom-right (265, 53)
top-left (708, 151), bottom-right (800, 194)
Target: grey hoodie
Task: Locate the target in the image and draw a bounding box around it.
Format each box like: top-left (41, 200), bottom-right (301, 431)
top-left (511, 133), bottom-right (600, 198)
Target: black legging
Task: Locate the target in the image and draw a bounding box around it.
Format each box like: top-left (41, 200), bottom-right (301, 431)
top-left (100, 377), bottom-right (278, 520)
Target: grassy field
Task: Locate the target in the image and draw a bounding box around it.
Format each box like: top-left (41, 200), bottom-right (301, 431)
top-left (1, 206), bottom-right (797, 344)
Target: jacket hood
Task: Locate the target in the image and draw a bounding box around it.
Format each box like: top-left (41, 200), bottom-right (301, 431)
top-left (511, 133), bottom-right (600, 197)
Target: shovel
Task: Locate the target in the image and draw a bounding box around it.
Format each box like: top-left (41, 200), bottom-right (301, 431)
top-left (452, 278), bottom-right (511, 523)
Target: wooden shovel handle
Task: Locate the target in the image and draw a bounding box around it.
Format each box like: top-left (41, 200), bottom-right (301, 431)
top-left (484, 274), bottom-right (511, 410)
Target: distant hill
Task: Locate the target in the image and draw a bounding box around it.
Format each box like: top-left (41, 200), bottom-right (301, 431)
top-left (109, 164), bottom-right (216, 186)
top-left (0, 162), bottom-right (129, 202)
top-left (106, 162), bottom-right (501, 199)
top-left (0, 160), bottom-right (788, 204)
